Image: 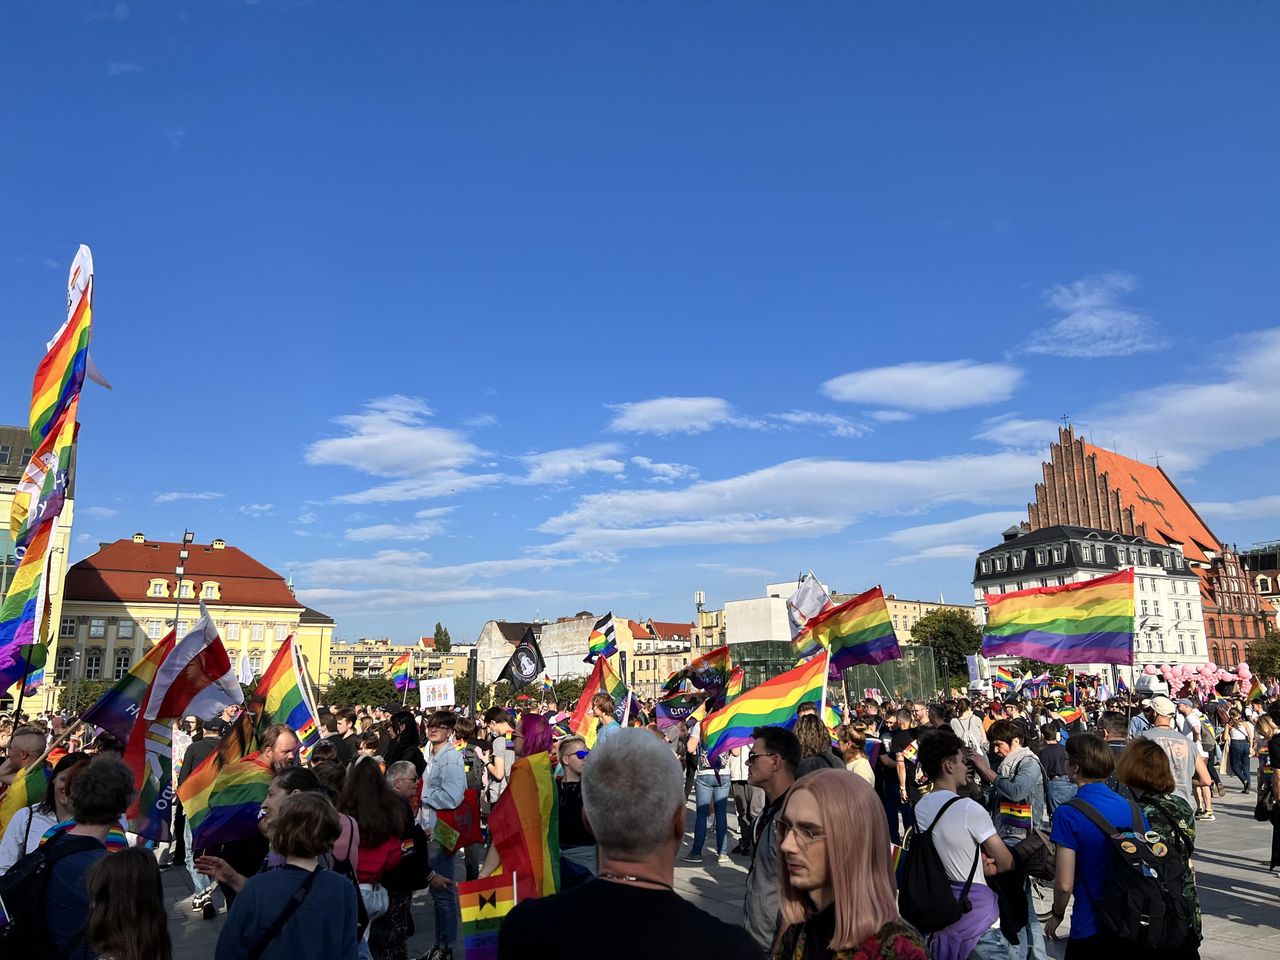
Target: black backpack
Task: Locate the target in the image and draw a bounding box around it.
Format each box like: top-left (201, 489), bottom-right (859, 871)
top-left (1064, 797), bottom-right (1196, 950)
top-left (0, 831), bottom-right (104, 952)
top-left (898, 795), bottom-right (981, 934)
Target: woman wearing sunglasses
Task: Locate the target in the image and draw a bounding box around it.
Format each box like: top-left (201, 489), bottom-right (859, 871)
top-left (556, 736), bottom-right (598, 887)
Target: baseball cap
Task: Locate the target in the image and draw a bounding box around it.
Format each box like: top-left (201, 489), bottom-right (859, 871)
top-left (1150, 695), bottom-right (1177, 717)
top-left (1175, 698), bottom-right (1193, 707)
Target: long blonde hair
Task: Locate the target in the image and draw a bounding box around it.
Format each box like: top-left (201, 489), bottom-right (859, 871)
top-left (776, 769), bottom-right (901, 950)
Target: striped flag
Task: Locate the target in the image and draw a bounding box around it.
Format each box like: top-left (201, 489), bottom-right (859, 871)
top-left (982, 569), bottom-right (1135, 665)
top-left (583, 612), bottom-right (618, 663)
top-left (701, 654), bottom-right (827, 762)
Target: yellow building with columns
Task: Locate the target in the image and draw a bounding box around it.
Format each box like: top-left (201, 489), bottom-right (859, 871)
top-left (56, 535), bottom-right (335, 708)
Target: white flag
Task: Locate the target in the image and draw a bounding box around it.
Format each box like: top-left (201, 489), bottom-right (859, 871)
top-left (787, 572), bottom-right (831, 638)
top-left (144, 601), bottom-right (244, 721)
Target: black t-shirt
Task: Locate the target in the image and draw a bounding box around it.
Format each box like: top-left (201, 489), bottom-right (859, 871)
top-left (891, 726), bottom-right (924, 801)
top-left (1038, 742), bottom-right (1069, 779)
top-left (498, 879), bottom-right (761, 960)
top-left (557, 781), bottom-right (594, 849)
top-left (179, 736), bottom-right (219, 787)
top-left (1269, 733), bottom-right (1280, 770)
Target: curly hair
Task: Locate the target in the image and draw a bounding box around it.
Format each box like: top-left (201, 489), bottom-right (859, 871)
top-left (794, 713), bottom-right (833, 760)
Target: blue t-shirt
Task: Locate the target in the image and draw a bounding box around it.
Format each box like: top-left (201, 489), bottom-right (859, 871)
top-left (1049, 781), bottom-right (1147, 939)
top-left (46, 839), bottom-right (109, 960)
top-left (215, 864), bottom-right (358, 960)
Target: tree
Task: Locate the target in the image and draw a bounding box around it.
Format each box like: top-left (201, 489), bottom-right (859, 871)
top-left (1017, 659), bottom-right (1066, 679)
top-left (433, 622), bottom-right (452, 653)
top-left (62, 679), bottom-right (115, 716)
top-left (1248, 630), bottom-right (1280, 683)
top-left (322, 676), bottom-right (398, 709)
top-left (911, 608), bottom-right (983, 688)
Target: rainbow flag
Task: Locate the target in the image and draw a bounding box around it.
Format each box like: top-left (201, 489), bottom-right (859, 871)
top-left (569, 655), bottom-right (629, 747)
top-left (654, 693), bottom-right (702, 730)
top-left (459, 873), bottom-right (537, 960)
top-left (179, 713), bottom-right (256, 841)
top-left (681, 645), bottom-right (731, 692)
top-left (792, 586), bottom-right (901, 672)
top-left (701, 653), bottom-right (828, 761)
top-left (256, 636), bottom-right (321, 750)
top-left (0, 760), bottom-right (49, 834)
top-left (1056, 705), bottom-right (1085, 725)
top-left (1048, 678), bottom-right (1068, 699)
top-left (982, 569), bottom-right (1134, 665)
top-left (992, 665), bottom-right (1017, 689)
top-left (82, 629), bottom-right (177, 741)
top-left (29, 245), bottom-right (94, 446)
top-left (1248, 677), bottom-right (1264, 702)
top-left (192, 753), bottom-right (275, 849)
top-left (997, 800), bottom-right (1034, 831)
top-left (0, 520), bottom-right (57, 693)
top-left (487, 752), bottom-right (559, 897)
top-left (391, 651), bottom-right (415, 691)
top-left (583, 612), bottom-right (618, 663)
top-left (725, 664), bottom-right (745, 701)
top-left (10, 401), bottom-right (77, 554)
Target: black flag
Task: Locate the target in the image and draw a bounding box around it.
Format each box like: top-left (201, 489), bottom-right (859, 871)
top-left (497, 627), bottom-right (546, 692)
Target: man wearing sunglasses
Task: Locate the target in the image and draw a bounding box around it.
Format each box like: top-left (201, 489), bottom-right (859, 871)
top-left (744, 725), bottom-right (801, 953)
top-left (556, 735), bottom-right (598, 886)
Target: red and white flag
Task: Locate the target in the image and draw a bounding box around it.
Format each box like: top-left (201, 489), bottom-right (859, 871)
top-left (144, 600), bottom-right (243, 721)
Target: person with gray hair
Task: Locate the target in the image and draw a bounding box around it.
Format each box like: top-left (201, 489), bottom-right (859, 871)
top-left (496, 729), bottom-right (759, 959)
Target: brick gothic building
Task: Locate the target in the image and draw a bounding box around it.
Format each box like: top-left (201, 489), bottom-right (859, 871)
top-left (1025, 427), bottom-right (1273, 664)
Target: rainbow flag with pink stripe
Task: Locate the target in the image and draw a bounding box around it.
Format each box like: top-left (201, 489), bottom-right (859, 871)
top-left (982, 569), bottom-right (1135, 665)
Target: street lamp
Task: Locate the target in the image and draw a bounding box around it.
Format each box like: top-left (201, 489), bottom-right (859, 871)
top-left (173, 530), bottom-right (194, 637)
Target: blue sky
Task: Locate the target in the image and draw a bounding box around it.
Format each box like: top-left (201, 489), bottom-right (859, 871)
top-left (4, 1), bottom-right (1279, 644)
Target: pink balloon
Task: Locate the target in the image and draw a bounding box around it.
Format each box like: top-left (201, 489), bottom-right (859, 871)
top-left (1238, 662), bottom-right (1252, 679)
top-left (1217, 670), bottom-right (1234, 682)
top-left (1203, 662), bottom-right (1217, 673)
top-left (1143, 664), bottom-right (1158, 675)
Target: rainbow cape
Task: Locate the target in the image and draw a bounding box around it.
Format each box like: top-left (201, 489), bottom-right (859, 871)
top-left (391, 651), bottom-right (415, 691)
top-left (487, 752), bottom-right (559, 897)
top-left (569, 655), bottom-right (629, 747)
top-left (792, 586), bottom-right (901, 672)
top-left (1248, 677), bottom-right (1264, 702)
top-left (192, 753), bottom-right (274, 849)
top-left (583, 612), bottom-right (618, 663)
top-left (701, 654), bottom-right (827, 761)
top-left (179, 713), bottom-right (256, 842)
top-left (255, 636), bottom-right (321, 750)
top-left (982, 569), bottom-right (1135, 665)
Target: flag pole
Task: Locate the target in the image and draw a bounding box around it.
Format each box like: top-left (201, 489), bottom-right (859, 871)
top-left (818, 650), bottom-right (830, 719)
top-left (12, 643), bottom-right (35, 721)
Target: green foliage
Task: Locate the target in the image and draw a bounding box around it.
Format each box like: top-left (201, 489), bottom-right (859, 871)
top-left (1248, 631), bottom-right (1280, 683)
top-left (911, 608), bottom-right (983, 686)
top-left (433, 622), bottom-right (452, 653)
top-left (321, 676), bottom-right (398, 709)
top-left (1017, 659), bottom-right (1066, 679)
top-left (63, 679), bottom-right (115, 716)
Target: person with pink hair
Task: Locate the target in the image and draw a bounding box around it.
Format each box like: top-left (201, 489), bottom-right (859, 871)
top-left (773, 768), bottom-right (926, 960)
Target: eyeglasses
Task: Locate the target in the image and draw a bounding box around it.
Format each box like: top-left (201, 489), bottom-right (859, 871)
top-left (746, 751), bottom-right (778, 765)
top-left (572, 750), bottom-right (589, 760)
top-left (775, 819), bottom-right (825, 848)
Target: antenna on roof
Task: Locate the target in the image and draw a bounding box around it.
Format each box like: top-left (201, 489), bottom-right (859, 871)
top-left (1152, 451), bottom-right (1162, 467)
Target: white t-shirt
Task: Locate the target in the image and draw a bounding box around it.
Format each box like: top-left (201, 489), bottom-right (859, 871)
top-left (913, 789), bottom-right (995, 888)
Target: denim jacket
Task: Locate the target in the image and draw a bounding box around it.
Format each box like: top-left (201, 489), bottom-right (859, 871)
top-left (417, 742), bottom-right (466, 832)
top-left (990, 746), bottom-right (1046, 841)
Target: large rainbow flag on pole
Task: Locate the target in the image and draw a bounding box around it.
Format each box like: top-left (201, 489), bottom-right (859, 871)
top-left (792, 585), bottom-right (901, 672)
top-left (255, 635), bottom-right (322, 750)
top-left (391, 651), bottom-right (415, 691)
top-left (569, 655), bottom-right (629, 746)
top-left (701, 653), bottom-right (828, 761)
top-left (982, 569), bottom-right (1135, 665)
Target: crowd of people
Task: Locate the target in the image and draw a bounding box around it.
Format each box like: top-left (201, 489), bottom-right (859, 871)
top-left (1, 683), bottom-right (1277, 960)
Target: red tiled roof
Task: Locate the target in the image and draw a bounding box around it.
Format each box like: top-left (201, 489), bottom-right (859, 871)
top-left (626, 619), bottom-right (649, 640)
top-left (647, 619), bottom-right (694, 641)
top-left (65, 539), bottom-right (302, 608)
top-left (1082, 444), bottom-right (1222, 565)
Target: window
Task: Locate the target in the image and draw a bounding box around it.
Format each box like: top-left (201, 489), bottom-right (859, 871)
top-left (147, 620), bottom-right (163, 639)
top-left (118, 620), bottom-right (134, 640)
top-left (994, 556), bottom-right (1006, 572)
top-left (177, 621), bottom-right (190, 636)
top-left (89, 618), bottom-right (106, 639)
top-left (1178, 639), bottom-right (1185, 655)
top-left (1260, 576), bottom-right (1273, 594)
top-left (0, 444), bottom-right (8, 464)
top-left (1153, 600), bottom-right (1161, 616)
top-left (226, 623), bottom-right (240, 642)
top-left (1051, 546), bottom-right (1064, 563)
top-left (893, 615), bottom-right (900, 627)
top-left (1227, 620), bottom-right (1236, 637)
top-left (276, 623), bottom-right (290, 642)
top-left (60, 616), bottom-right (76, 638)
top-left (1140, 549), bottom-right (1150, 565)
top-left (1082, 544), bottom-right (1093, 562)
top-left (1211, 642), bottom-right (1222, 662)
top-left (1012, 553), bottom-right (1024, 570)
top-left (85, 650), bottom-right (102, 680)
top-left (1207, 619), bottom-right (1217, 637)
top-left (251, 623), bottom-right (264, 642)
top-left (1035, 549), bottom-right (1047, 565)
top-left (980, 560), bottom-right (990, 574)
top-left (1141, 600), bottom-right (1149, 616)
top-left (1231, 643), bottom-right (1241, 664)
top-left (1094, 546), bottom-right (1106, 564)
top-left (113, 650), bottom-right (132, 679)
top-left (1173, 601), bottom-right (1180, 621)
top-left (179, 581), bottom-right (193, 599)
top-left (202, 583), bottom-right (217, 599)
top-left (55, 651), bottom-right (74, 681)
top-left (150, 580), bottom-right (166, 597)
top-left (1164, 552), bottom-right (1173, 567)
top-left (249, 652), bottom-right (263, 675)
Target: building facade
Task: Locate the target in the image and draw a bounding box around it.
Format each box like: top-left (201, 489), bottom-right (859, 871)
top-left (327, 637), bottom-right (470, 683)
top-left (1024, 427), bottom-right (1274, 656)
top-left (630, 619), bottom-right (693, 699)
top-left (1242, 544), bottom-right (1280, 634)
top-left (0, 424), bottom-right (76, 707)
top-left (884, 595), bottom-right (976, 643)
top-left (973, 524), bottom-right (1207, 680)
top-left (58, 535), bottom-right (334, 708)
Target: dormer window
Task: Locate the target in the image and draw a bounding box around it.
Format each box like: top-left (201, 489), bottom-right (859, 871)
top-left (179, 581), bottom-right (194, 599)
top-left (1011, 552), bottom-right (1024, 570)
top-left (1082, 544), bottom-right (1093, 562)
top-left (1051, 546), bottom-right (1064, 563)
top-left (148, 579), bottom-right (168, 598)
top-left (1035, 549), bottom-right (1047, 565)
top-left (201, 581), bottom-right (221, 600)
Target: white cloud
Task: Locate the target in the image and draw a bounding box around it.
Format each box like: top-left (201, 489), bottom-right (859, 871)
top-left (75, 532), bottom-right (95, 544)
top-left (822, 361), bottom-right (1024, 413)
top-left (769, 411), bottom-right (868, 438)
top-left (869, 410), bottom-right (914, 423)
top-left (631, 456), bottom-right (699, 483)
top-left (883, 511), bottom-right (1026, 550)
top-left (520, 444), bottom-right (626, 485)
top-left (345, 507), bottom-right (456, 542)
top-left (695, 562), bottom-right (778, 577)
top-left (308, 396), bottom-right (499, 503)
top-left (889, 544), bottom-right (984, 566)
top-left (107, 61), bottom-right (143, 76)
top-left (1198, 495), bottom-right (1280, 521)
top-left (608, 397), bottom-right (761, 435)
top-left (1025, 272), bottom-right (1164, 358)
top-left (975, 416), bottom-right (1062, 450)
top-left (464, 414), bottom-right (498, 428)
top-left (154, 491), bottom-right (223, 503)
top-left (238, 503), bottom-right (274, 517)
top-left (83, 506), bottom-right (119, 520)
top-left (293, 512), bottom-right (319, 525)
top-left (538, 452), bottom-right (1040, 553)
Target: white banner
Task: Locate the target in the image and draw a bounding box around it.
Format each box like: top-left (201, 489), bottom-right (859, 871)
top-left (418, 677), bottom-right (456, 710)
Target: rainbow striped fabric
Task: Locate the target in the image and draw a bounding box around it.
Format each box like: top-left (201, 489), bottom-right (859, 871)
top-left (1056, 705), bottom-right (1085, 725)
top-left (701, 654), bottom-right (828, 761)
top-left (458, 873), bottom-right (537, 960)
top-left (992, 665), bottom-right (1017, 688)
top-left (569, 655), bottom-right (629, 746)
top-left (997, 800), bottom-right (1034, 832)
top-left (725, 665), bottom-right (745, 701)
top-left (30, 246), bottom-right (93, 445)
top-left (983, 569), bottom-right (1134, 665)
top-left (0, 522), bottom-right (56, 693)
top-left (192, 753), bottom-right (275, 849)
top-left (256, 636), bottom-right (321, 749)
top-left (391, 651), bottom-right (414, 690)
top-left (583, 612), bottom-right (618, 663)
top-left (0, 760), bottom-right (49, 834)
top-left (792, 586), bottom-right (901, 672)
top-left (1249, 677), bottom-right (1264, 702)
top-left (82, 629), bottom-right (176, 741)
top-left (486, 752), bottom-right (559, 898)
top-left (10, 401), bottom-right (77, 554)
top-left (179, 714), bottom-right (255, 841)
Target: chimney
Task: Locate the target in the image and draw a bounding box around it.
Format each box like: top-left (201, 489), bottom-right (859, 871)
top-left (211, 538), bottom-right (226, 550)
top-left (132, 533), bottom-right (145, 544)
